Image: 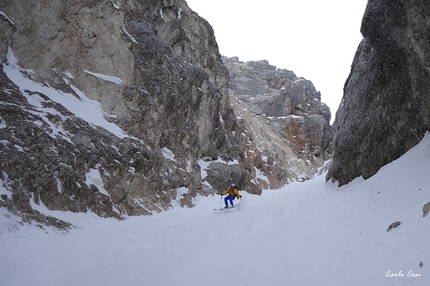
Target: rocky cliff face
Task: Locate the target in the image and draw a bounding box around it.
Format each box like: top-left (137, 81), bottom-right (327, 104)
top-left (0, 0), bottom-right (332, 225)
top-left (0, 0), bottom-right (239, 221)
top-left (223, 57), bottom-right (332, 181)
top-left (327, 0), bottom-right (430, 186)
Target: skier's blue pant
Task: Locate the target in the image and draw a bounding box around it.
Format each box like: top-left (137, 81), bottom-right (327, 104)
top-left (224, 195), bottom-right (235, 206)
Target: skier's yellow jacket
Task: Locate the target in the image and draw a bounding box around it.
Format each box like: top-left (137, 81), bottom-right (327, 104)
top-left (222, 187), bottom-right (241, 198)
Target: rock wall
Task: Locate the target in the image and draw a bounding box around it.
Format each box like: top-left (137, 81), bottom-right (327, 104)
top-left (223, 57), bottom-right (332, 184)
top-left (0, 0), bottom-right (334, 225)
top-left (0, 0), bottom-right (241, 220)
top-left (327, 0), bottom-right (430, 186)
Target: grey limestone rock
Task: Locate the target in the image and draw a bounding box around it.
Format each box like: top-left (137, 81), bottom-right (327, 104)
top-left (423, 202), bottom-right (430, 217)
top-left (0, 0), bottom-right (238, 221)
top-left (223, 56), bottom-right (332, 176)
top-left (0, 0), bottom-right (335, 226)
top-left (327, 0), bottom-right (430, 186)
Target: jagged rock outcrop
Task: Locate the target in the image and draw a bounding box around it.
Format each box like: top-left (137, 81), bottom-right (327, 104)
top-left (223, 57), bottom-right (332, 185)
top-left (0, 0), bottom-right (243, 221)
top-left (327, 0), bottom-right (430, 186)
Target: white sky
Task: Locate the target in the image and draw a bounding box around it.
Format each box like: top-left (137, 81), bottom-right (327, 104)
top-left (186, 0), bottom-right (368, 121)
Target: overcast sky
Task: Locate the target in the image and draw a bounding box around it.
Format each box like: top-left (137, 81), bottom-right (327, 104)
top-left (185, 0), bottom-right (368, 122)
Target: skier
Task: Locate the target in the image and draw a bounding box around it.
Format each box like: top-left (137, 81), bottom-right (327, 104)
top-left (221, 184), bottom-right (242, 208)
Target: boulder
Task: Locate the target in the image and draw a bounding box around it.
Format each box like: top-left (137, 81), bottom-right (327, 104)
top-left (204, 162), bottom-right (261, 195)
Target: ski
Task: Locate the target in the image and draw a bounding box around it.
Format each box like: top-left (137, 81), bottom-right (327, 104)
top-left (214, 198), bottom-right (242, 211)
top-left (214, 200), bottom-right (242, 212)
top-left (214, 206), bottom-right (234, 211)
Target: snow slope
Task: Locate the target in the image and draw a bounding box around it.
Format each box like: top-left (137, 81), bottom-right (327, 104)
top-left (1, 133), bottom-right (430, 286)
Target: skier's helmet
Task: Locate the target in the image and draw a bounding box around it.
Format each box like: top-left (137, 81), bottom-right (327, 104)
top-left (231, 184), bottom-right (235, 188)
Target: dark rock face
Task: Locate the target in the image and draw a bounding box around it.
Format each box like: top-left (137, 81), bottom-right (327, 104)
top-left (327, 0), bottom-right (430, 186)
top-left (204, 162), bottom-right (260, 194)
